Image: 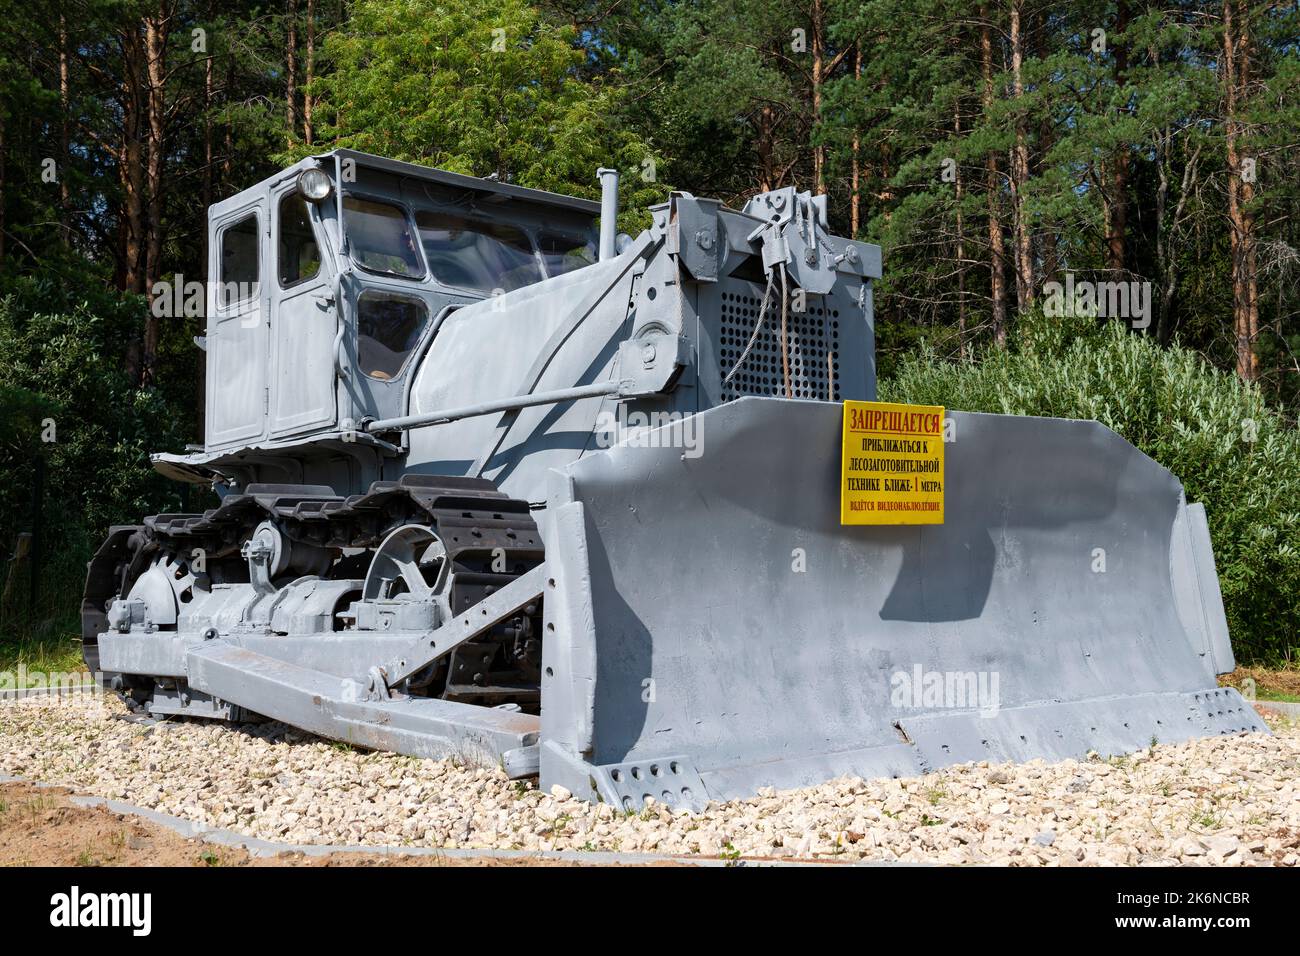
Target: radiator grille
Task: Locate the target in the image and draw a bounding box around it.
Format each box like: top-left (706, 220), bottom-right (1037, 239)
top-left (718, 290), bottom-right (840, 401)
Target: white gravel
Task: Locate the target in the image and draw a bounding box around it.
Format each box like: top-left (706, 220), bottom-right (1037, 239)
top-left (2, 694), bottom-right (1297, 865)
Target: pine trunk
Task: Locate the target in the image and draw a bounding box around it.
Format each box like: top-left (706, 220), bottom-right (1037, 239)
top-left (811, 0), bottom-right (824, 193)
top-left (142, 6), bottom-right (171, 386)
top-left (954, 99), bottom-right (967, 358)
top-left (59, 15), bottom-right (71, 245)
top-left (287, 0), bottom-right (299, 141)
top-left (304, 0), bottom-right (315, 144)
top-left (1008, 0), bottom-right (1034, 311)
top-left (1223, 0), bottom-right (1259, 381)
top-left (1105, 1), bottom-right (1130, 275)
top-left (981, 5), bottom-right (1008, 347)
top-left (0, 106), bottom-right (6, 261)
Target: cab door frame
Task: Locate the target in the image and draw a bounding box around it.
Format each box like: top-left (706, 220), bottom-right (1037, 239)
top-left (205, 199), bottom-right (269, 449)
top-left (268, 184), bottom-right (338, 439)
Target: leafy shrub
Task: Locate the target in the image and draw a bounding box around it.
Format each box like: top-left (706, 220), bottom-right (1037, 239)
top-left (0, 274), bottom-right (196, 647)
top-left (881, 312), bottom-right (1300, 666)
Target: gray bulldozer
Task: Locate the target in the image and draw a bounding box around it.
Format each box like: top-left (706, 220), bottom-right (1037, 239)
top-left (84, 150), bottom-right (1265, 810)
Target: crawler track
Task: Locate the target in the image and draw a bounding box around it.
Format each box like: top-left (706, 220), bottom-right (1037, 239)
top-left (81, 475), bottom-right (546, 712)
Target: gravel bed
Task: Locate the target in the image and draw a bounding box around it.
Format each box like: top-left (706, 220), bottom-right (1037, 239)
top-left (2, 694), bottom-right (1297, 865)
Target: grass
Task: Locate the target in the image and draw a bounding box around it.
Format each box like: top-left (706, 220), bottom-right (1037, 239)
top-left (22, 794), bottom-right (54, 821)
top-left (1193, 810), bottom-right (1225, 831)
top-left (0, 631), bottom-right (86, 684)
top-left (0, 554), bottom-right (86, 679)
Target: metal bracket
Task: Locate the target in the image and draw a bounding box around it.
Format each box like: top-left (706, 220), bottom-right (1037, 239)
top-left (240, 532), bottom-right (276, 595)
top-left (742, 187), bottom-right (881, 292)
top-left (615, 329), bottom-right (690, 396)
top-left (667, 193), bottom-right (723, 282)
top-left (589, 755), bottom-right (708, 812)
top-left (377, 563), bottom-right (547, 690)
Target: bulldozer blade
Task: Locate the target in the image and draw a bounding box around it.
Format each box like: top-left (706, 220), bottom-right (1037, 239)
top-left (538, 397), bottom-right (1266, 810)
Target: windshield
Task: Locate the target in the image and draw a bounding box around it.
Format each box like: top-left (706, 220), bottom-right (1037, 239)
top-left (343, 196), bottom-right (424, 278)
top-left (415, 211), bottom-right (543, 293)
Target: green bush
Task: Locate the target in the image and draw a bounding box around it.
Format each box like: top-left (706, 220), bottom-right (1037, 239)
top-left (0, 273), bottom-right (197, 655)
top-left (880, 312), bottom-right (1300, 666)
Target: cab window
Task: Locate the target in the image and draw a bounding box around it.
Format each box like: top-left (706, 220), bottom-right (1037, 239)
top-left (344, 196), bottom-right (424, 278)
top-left (356, 292), bottom-right (430, 380)
top-left (278, 193), bottom-right (321, 287)
top-left (415, 211), bottom-right (542, 293)
top-left (219, 213), bottom-right (259, 308)
top-left (539, 232), bottom-right (596, 277)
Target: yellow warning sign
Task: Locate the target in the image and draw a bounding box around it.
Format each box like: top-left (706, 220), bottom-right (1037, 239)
top-left (841, 400), bottom-right (945, 525)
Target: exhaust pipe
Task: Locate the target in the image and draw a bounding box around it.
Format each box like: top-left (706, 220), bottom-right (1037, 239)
top-left (597, 167), bottom-right (619, 261)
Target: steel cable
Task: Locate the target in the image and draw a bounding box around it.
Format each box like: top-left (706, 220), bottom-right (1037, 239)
top-left (723, 268), bottom-right (777, 386)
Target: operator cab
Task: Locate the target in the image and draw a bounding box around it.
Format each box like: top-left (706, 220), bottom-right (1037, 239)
top-left (200, 150), bottom-right (601, 458)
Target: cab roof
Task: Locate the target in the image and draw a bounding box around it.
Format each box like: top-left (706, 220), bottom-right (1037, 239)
top-left (225, 149), bottom-right (602, 222)
top-left (317, 148), bottom-right (600, 215)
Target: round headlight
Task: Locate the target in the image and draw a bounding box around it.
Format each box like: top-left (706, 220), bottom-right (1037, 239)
top-left (297, 167), bottom-right (333, 202)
